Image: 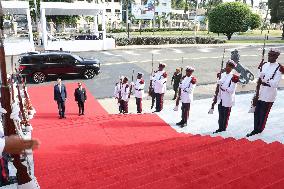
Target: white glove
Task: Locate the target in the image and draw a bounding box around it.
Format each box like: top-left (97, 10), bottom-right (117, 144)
top-left (259, 72), bottom-right (265, 78)
top-left (117, 102), bottom-right (120, 107)
top-left (262, 78), bottom-right (270, 84)
top-left (208, 108), bottom-right (214, 114)
top-left (173, 106), bottom-right (179, 111)
top-left (248, 106), bottom-right (255, 113)
top-left (147, 95), bottom-right (151, 100)
top-left (130, 82), bottom-right (134, 86)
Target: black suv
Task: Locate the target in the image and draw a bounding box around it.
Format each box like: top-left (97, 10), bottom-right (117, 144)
top-left (19, 51), bottom-right (101, 83)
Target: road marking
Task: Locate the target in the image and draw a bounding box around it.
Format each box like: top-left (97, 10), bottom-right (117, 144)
top-left (198, 48), bottom-right (214, 53)
top-left (103, 60), bottom-right (139, 66)
top-left (101, 52), bottom-right (115, 56)
top-left (151, 49), bottom-right (161, 54)
top-left (124, 50), bottom-right (140, 56)
top-left (172, 48), bottom-right (183, 54)
top-left (101, 54), bottom-right (264, 66)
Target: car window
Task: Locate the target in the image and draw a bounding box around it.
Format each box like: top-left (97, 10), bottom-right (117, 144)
top-left (61, 55), bottom-right (75, 64)
top-left (72, 55), bottom-right (83, 62)
top-left (29, 55), bottom-right (45, 64)
top-left (48, 55), bottom-right (61, 63)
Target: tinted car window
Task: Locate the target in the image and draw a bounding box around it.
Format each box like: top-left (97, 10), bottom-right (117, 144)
top-left (61, 55), bottom-right (75, 64)
top-left (48, 55), bottom-right (61, 63)
top-left (28, 55), bottom-right (45, 64)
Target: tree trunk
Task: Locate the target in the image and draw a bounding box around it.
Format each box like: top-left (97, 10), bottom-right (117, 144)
top-left (226, 33), bottom-right (233, 40)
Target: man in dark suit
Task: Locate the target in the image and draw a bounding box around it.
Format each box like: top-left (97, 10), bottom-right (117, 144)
top-left (74, 82), bottom-right (87, 116)
top-left (54, 78), bottom-right (67, 119)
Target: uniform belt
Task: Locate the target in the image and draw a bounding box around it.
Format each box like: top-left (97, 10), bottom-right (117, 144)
top-left (261, 82), bottom-right (271, 87)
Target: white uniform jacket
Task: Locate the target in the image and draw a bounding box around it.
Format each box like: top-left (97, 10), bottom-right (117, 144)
top-left (151, 70), bottom-right (167, 94)
top-left (134, 79), bottom-right (145, 99)
top-left (118, 83), bottom-right (130, 101)
top-left (113, 82), bottom-right (122, 99)
top-left (179, 76), bottom-right (196, 103)
top-left (217, 72), bottom-right (238, 108)
top-left (259, 62), bottom-right (282, 102)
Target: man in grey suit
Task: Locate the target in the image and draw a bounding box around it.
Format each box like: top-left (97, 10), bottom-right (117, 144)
top-left (54, 78), bottom-right (67, 119)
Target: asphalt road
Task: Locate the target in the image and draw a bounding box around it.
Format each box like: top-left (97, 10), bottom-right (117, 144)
top-left (23, 44), bottom-right (284, 99)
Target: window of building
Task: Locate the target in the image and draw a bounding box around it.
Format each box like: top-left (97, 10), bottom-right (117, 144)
top-left (114, 0), bottom-right (120, 2)
top-left (106, 9), bottom-right (111, 12)
top-left (115, 9), bottom-right (120, 13)
top-left (162, 3), bottom-right (167, 6)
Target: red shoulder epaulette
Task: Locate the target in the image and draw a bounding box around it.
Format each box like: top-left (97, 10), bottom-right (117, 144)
top-left (280, 64), bottom-right (284, 74)
top-left (162, 72), bottom-right (168, 78)
top-left (232, 74), bottom-right (239, 83)
top-left (139, 79), bottom-right (144, 84)
top-left (191, 76), bottom-right (197, 84)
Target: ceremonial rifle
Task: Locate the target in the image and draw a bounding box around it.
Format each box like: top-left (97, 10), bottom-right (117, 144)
top-left (175, 57), bottom-right (184, 109)
top-left (0, 3), bottom-right (32, 184)
top-left (128, 69), bottom-right (135, 98)
top-left (149, 54), bottom-right (155, 109)
top-left (208, 48), bottom-right (226, 114)
top-left (22, 76), bottom-right (34, 116)
top-left (16, 75), bottom-right (29, 127)
top-left (249, 34), bottom-right (267, 113)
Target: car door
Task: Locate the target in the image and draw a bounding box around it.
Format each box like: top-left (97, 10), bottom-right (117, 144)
top-left (61, 55), bottom-right (80, 75)
top-left (45, 54), bottom-right (65, 76)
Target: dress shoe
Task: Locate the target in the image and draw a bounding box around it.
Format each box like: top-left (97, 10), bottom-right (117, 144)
top-left (180, 123), bottom-right (187, 128)
top-left (176, 121), bottom-right (184, 126)
top-left (246, 130), bottom-right (258, 137)
top-left (172, 98), bottom-right (176, 100)
top-left (213, 129), bottom-right (223, 134)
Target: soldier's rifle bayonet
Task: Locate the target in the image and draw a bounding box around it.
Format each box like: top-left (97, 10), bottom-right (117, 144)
top-left (208, 48), bottom-right (226, 114)
top-left (249, 34), bottom-right (267, 113)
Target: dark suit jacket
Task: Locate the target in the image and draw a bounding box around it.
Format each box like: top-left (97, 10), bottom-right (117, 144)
top-left (74, 88), bottom-right (87, 102)
top-left (54, 84), bottom-right (67, 102)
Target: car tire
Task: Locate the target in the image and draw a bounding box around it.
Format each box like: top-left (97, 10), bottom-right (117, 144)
top-left (32, 72), bottom-right (46, 83)
top-left (83, 69), bottom-right (95, 79)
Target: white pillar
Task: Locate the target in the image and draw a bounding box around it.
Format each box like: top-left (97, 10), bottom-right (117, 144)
top-left (101, 9), bottom-right (106, 50)
top-left (93, 15), bottom-right (98, 33)
top-left (26, 8), bottom-right (34, 48)
top-left (40, 8), bottom-right (48, 48)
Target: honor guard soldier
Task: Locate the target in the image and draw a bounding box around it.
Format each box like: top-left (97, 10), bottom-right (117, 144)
top-left (176, 67), bottom-right (197, 127)
top-left (171, 68), bottom-right (182, 100)
top-left (247, 49), bottom-right (283, 137)
top-left (119, 77), bottom-right (130, 114)
top-left (133, 72), bottom-right (145, 113)
top-left (114, 76), bottom-right (124, 113)
top-left (151, 63), bottom-right (167, 112)
top-left (213, 60), bottom-right (239, 133)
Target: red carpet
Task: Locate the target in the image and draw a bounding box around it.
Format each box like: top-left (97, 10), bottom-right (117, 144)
top-left (29, 83), bottom-right (284, 189)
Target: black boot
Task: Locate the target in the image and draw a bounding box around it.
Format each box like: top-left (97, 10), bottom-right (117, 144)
top-left (246, 130), bottom-right (258, 137)
top-left (213, 129), bottom-right (223, 134)
top-left (176, 121), bottom-right (184, 126)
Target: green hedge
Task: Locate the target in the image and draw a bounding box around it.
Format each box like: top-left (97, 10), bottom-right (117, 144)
top-left (110, 36), bottom-right (226, 46)
top-left (108, 28), bottom-right (196, 33)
